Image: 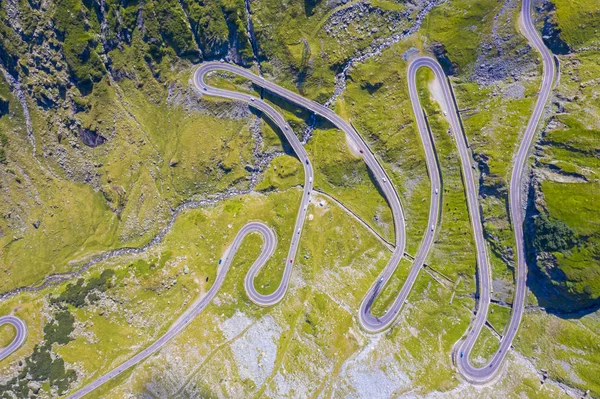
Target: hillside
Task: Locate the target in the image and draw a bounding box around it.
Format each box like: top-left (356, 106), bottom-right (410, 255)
top-left (0, 0), bottom-right (598, 398)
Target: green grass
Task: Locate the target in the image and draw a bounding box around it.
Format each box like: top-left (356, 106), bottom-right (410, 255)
top-left (306, 126), bottom-right (394, 242)
top-left (469, 325), bottom-right (500, 367)
top-left (0, 323), bottom-right (16, 349)
top-left (421, 0), bottom-right (503, 72)
top-left (516, 311), bottom-right (600, 397)
top-left (341, 39), bottom-right (431, 256)
top-left (251, 0), bottom-right (423, 100)
top-left (205, 70), bottom-right (396, 242)
top-left (54, 183), bottom-right (391, 397)
top-left (552, 0), bottom-right (600, 49)
top-left (487, 303), bottom-right (511, 334)
top-left (542, 181), bottom-right (599, 237)
top-left (0, 62), bottom-right (276, 293)
top-left (414, 68), bottom-right (476, 282)
top-left (255, 155), bottom-right (303, 192)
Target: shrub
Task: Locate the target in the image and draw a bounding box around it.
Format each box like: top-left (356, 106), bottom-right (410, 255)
top-left (52, 269), bottom-right (115, 307)
top-left (43, 310), bottom-right (75, 345)
top-left (532, 213), bottom-right (579, 253)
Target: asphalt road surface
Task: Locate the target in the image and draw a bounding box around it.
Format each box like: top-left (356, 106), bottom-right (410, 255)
top-left (454, 0), bottom-right (555, 383)
top-left (67, 64), bottom-right (318, 398)
top-left (194, 62), bottom-right (410, 327)
top-left (0, 315), bottom-right (27, 361)
top-left (68, 53), bottom-right (411, 399)
top-left (67, 0), bottom-right (553, 393)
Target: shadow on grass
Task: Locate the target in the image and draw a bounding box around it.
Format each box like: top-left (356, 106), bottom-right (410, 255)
top-left (523, 176), bottom-right (600, 318)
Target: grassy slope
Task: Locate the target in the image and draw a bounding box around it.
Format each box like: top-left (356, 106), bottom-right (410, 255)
top-left (0, 65), bottom-right (264, 293)
top-left (552, 0), bottom-right (600, 49)
top-left (534, 49), bottom-right (600, 303)
top-left (251, 0), bottom-right (421, 100)
top-left (513, 2), bottom-right (600, 394)
top-left (1, 0), bottom-right (599, 398)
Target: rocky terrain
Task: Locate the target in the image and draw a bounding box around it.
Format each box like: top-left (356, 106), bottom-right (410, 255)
top-left (0, 0), bottom-right (598, 398)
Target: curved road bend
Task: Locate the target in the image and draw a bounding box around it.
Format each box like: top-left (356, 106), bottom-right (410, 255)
top-left (455, 0), bottom-right (555, 383)
top-left (67, 0), bottom-right (554, 391)
top-left (68, 71), bottom-right (316, 397)
top-left (69, 57), bottom-right (411, 398)
top-left (407, 56), bottom-right (494, 378)
top-left (0, 315), bottom-right (27, 361)
top-left (194, 63), bottom-right (411, 330)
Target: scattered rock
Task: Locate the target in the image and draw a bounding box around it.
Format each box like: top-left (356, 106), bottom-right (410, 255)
top-left (80, 128), bottom-right (107, 148)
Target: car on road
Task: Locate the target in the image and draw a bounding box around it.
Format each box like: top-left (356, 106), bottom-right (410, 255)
top-left (431, 224), bottom-right (435, 231)
top-left (435, 188), bottom-right (439, 194)
top-left (297, 228), bottom-right (301, 234)
top-left (250, 97), bottom-right (255, 102)
top-left (382, 177), bottom-right (387, 183)
top-left (218, 259), bottom-right (222, 264)
top-left (289, 259), bottom-right (293, 263)
top-left (359, 149), bottom-right (364, 154)
top-left (460, 352), bottom-right (464, 358)
top-left (443, 111), bottom-right (447, 116)
top-left (305, 159), bottom-right (309, 165)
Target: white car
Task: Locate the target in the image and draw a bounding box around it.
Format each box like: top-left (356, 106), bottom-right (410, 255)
top-left (382, 178), bottom-right (387, 183)
top-left (250, 97), bottom-right (255, 102)
top-left (431, 224), bottom-right (435, 231)
top-left (435, 188), bottom-right (439, 194)
top-left (443, 111), bottom-right (447, 116)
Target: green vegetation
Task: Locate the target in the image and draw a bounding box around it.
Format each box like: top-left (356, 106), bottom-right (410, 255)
top-left (516, 311), bottom-right (600, 397)
top-left (0, 310), bottom-right (76, 397)
top-left (422, 0), bottom-right (503, 73)
top-left (250, 0), bottom-right (417, 99)
top-left (306, 125), bottom-right (394, 241)
top-left (551, 0), bottom-right (600, 49)
top-left (255, 155), bottom-right (303, 192)
top-left (0, 324), bottom-right (16, 349)
top-left (52, 270), bottom-right (115, 308)
top-left (531, 213), bottom-right (578, 253)
top-left (528, 39), bottom-right (600, 309)
top-left (342, 41), bottom-right (430, 256)
top-left (54, 0), bottom-right (106, 92)
top-left (0, 0), bottom-right (599, 397)
top-left (43, 310), bottom-right (75, 346)
top-left (470, 326), bottom-right (500, 367)
top-left (0, 131), bottom-right (7, 166)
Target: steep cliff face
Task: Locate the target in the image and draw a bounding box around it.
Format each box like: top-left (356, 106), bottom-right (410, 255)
top-left (524, 1), bottom-right (600, 313)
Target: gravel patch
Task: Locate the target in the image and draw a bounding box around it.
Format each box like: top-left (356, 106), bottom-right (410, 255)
top-left (337, 335), bottom-right (410, 398)
top-left (227, 314), bottom-right (282, 387)
top-left (220, 311), bottom-right (253, 340)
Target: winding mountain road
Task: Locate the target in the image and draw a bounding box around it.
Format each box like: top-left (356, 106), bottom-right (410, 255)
top-left (454, 0), bottom-right (555, 383)
top-left (0, 315), bottom-right (27, 361)
top-left (64, 0), bottom-right (553, 395)
top-left (194, 63), bottom-right (410, 326)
